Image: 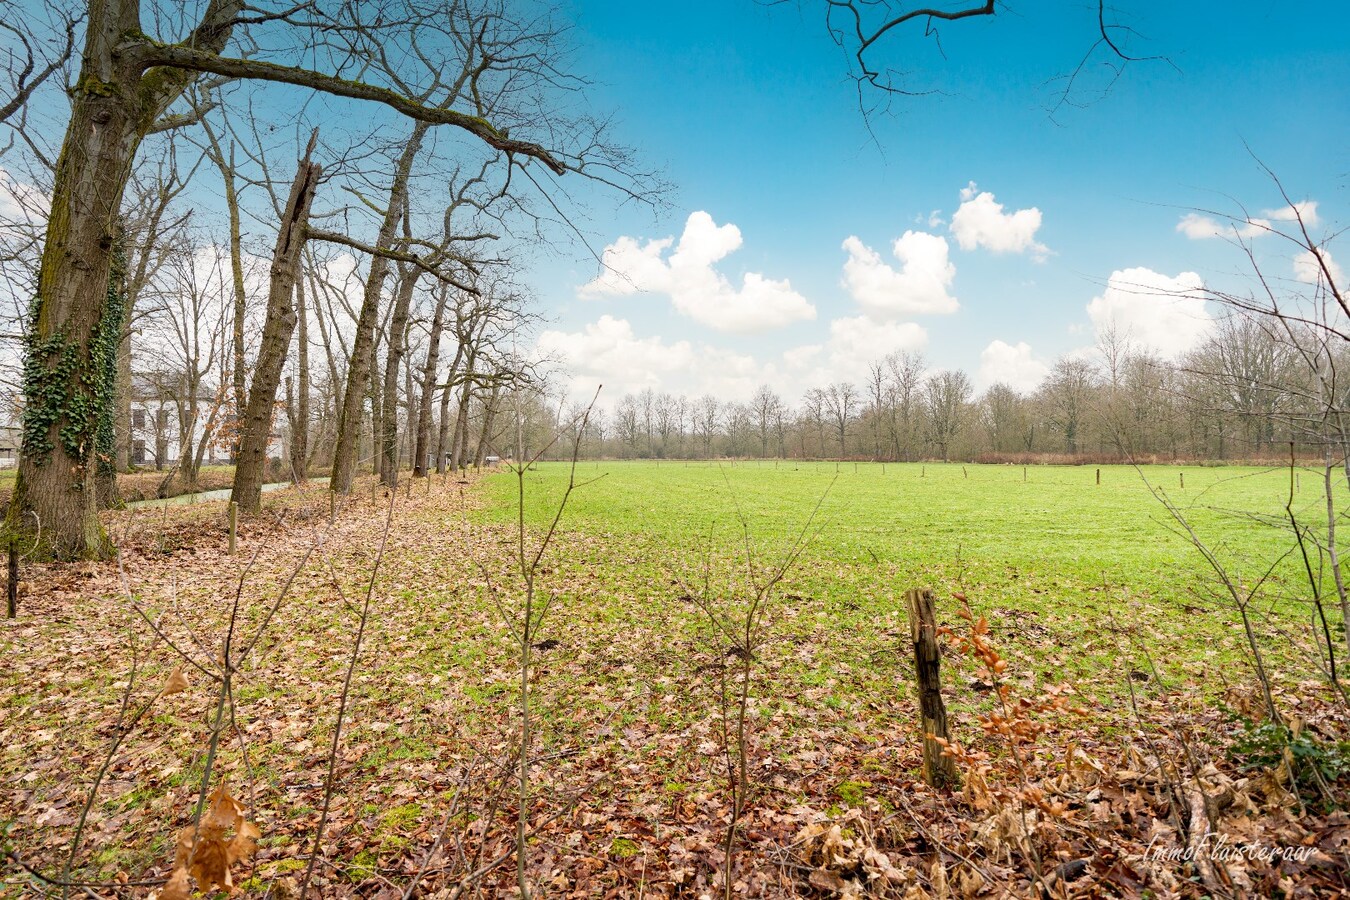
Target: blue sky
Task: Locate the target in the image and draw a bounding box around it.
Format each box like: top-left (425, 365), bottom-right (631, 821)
top-left (4, 2), bottom-right (1342, 410)
top-left (524, 1), bottom-right (1350, 404)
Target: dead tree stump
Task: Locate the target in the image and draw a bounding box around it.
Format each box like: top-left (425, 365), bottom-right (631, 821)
top-left (905, 587), bottom-right (959, 789)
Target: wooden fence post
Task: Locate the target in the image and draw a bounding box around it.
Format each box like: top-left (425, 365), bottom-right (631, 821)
top-left (1096, 468), bottom-right (1101, 485)
top-left (1179, 472), bottom-right (1184, 489)
top-left (228, 501), bottom-right (238, 555)
top-left (905, 587), bottom-right (959, 789)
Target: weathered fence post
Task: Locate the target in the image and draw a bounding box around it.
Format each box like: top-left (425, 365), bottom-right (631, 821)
top-left (1023, 465), bottom-right (1027, 482)
top-left (1096, 468), bottom-right (1101, 485)
top-left (905, 587), bottom-right (959, 789)
top-left (7, 539), bottom-right (17, 619)
top-left (1179, 472), bottom-right (1184, 489)
top-left (228, 501), bottom-right (238, 555)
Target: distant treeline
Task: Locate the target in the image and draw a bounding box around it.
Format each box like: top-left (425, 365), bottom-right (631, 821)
top-left (533, 318), bottom-right (1346, 465)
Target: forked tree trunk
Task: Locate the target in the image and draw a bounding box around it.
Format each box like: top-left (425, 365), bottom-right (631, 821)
top-left (330, 123), bottom-right (429, 493)
top-left (231, 137), bottom-right (321, 514)
top-left (379, 265), bottom-right (419, 487)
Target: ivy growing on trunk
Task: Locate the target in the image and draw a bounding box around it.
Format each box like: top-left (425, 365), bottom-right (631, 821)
top-left (19, 245), bottom-right (126, 491)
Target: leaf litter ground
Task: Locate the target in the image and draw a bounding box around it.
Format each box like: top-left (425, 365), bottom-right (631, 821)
top-left (1, 464), bottom-right (1347, 898)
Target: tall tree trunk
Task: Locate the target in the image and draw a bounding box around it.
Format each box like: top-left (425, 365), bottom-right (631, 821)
top-left (5, 1), bottom-right (239, 558)
top-left (224, 145), bottom-right (248, 451)
top-left (292, 273), bottom-right (310, 479)
top-left (369, 329), bottom-right (383, 478)
top-left (476, 382), bottom-right (501, 466)
top-left (415, 288), bottom-right (452, 477)
top-left (379, 266), bottom-right (419, 486)
top-left (450, 357), bottom-right (476, 472)
top-left (231, 138), bottom-right (321, 514)
top-left (200, 77), bottom-right (251, 461)
top-left (285, 374), bottom-right (299, 481)
top-left (9, 57), bottom-right (150, 555)
top-left (435, 353), bottom-right (462, 475)
top-left (329, 123), bottom-right (429, 493)
top-left (403, 338), bottom-right (416, 471)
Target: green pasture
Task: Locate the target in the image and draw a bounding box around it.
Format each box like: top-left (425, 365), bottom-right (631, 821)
top-left (478, 460), bottom-right (1346, 693)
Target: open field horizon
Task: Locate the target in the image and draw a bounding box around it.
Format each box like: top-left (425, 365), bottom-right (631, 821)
top-left (481, 459), bottom-right (1335, 690)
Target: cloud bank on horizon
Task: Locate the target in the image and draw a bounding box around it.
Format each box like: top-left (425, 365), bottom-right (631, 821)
top-left (545, 187), bottom-right (1334, 408)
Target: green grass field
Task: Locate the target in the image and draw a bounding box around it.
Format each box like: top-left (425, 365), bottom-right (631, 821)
top-left (480, 460), bottom-right (1341, 692)
top-left (3, 465), bottom-right (1342, 893)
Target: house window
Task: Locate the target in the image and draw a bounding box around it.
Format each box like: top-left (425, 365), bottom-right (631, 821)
top-left (133, 409), bottom-right (145, 429)
top-left (132, 440), bottom-right (145, 465)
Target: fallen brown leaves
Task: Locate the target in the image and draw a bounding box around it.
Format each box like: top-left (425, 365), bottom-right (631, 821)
top-left (0, 475), bottom-right (1346, 898)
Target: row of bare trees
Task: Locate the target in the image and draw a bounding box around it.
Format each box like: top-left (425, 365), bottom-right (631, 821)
top-left (0, 0), bottom-right (654, 558)
top-left (546, 310), bottom-right (1347, 464)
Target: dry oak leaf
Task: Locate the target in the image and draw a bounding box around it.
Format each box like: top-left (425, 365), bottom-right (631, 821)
top-left (168, 784), bottom-right (261, 895)
top-left (154, 866), bottom-right (191, 900)
top-left (162, 667), bottom-right (190, 696)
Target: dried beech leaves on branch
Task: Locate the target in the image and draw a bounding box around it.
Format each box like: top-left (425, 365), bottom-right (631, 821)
top-left (154, 784), bottom-right (262, 899)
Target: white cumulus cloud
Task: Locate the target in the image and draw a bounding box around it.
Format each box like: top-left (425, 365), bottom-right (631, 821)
top-left (536, 315), bottom-right (789, 404)
top-left (1176, 213), bottom-right (1269, 240)
top-left (0, 167), bottom-right (49, 237)
top-left (537, 315), bottom-right (693, 391)
top-left (841, 231), bottom-right (958, 318)
top-left (1085, 267), bottom-right (1211, 358)
top-left (578, 211), bottom-right (815, 334)
top-left (1177, 201), bottom-right (1320, 241)
top-left (1266, 200), bottom-right (1320, 227)
top-left (1294, 247), bottom-right (1344, 286)
top-left (949, 182), bottom-right (1048, 258)
top-left (786, 315), bottom-right (928, 388)
top-left (977, 340), bottom-right (1050, 392)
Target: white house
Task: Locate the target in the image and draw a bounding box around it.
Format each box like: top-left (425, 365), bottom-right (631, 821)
top-left (0, 423), bottom-right (18, 468)
top-left (129, 373), bottom-right (283, 468)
